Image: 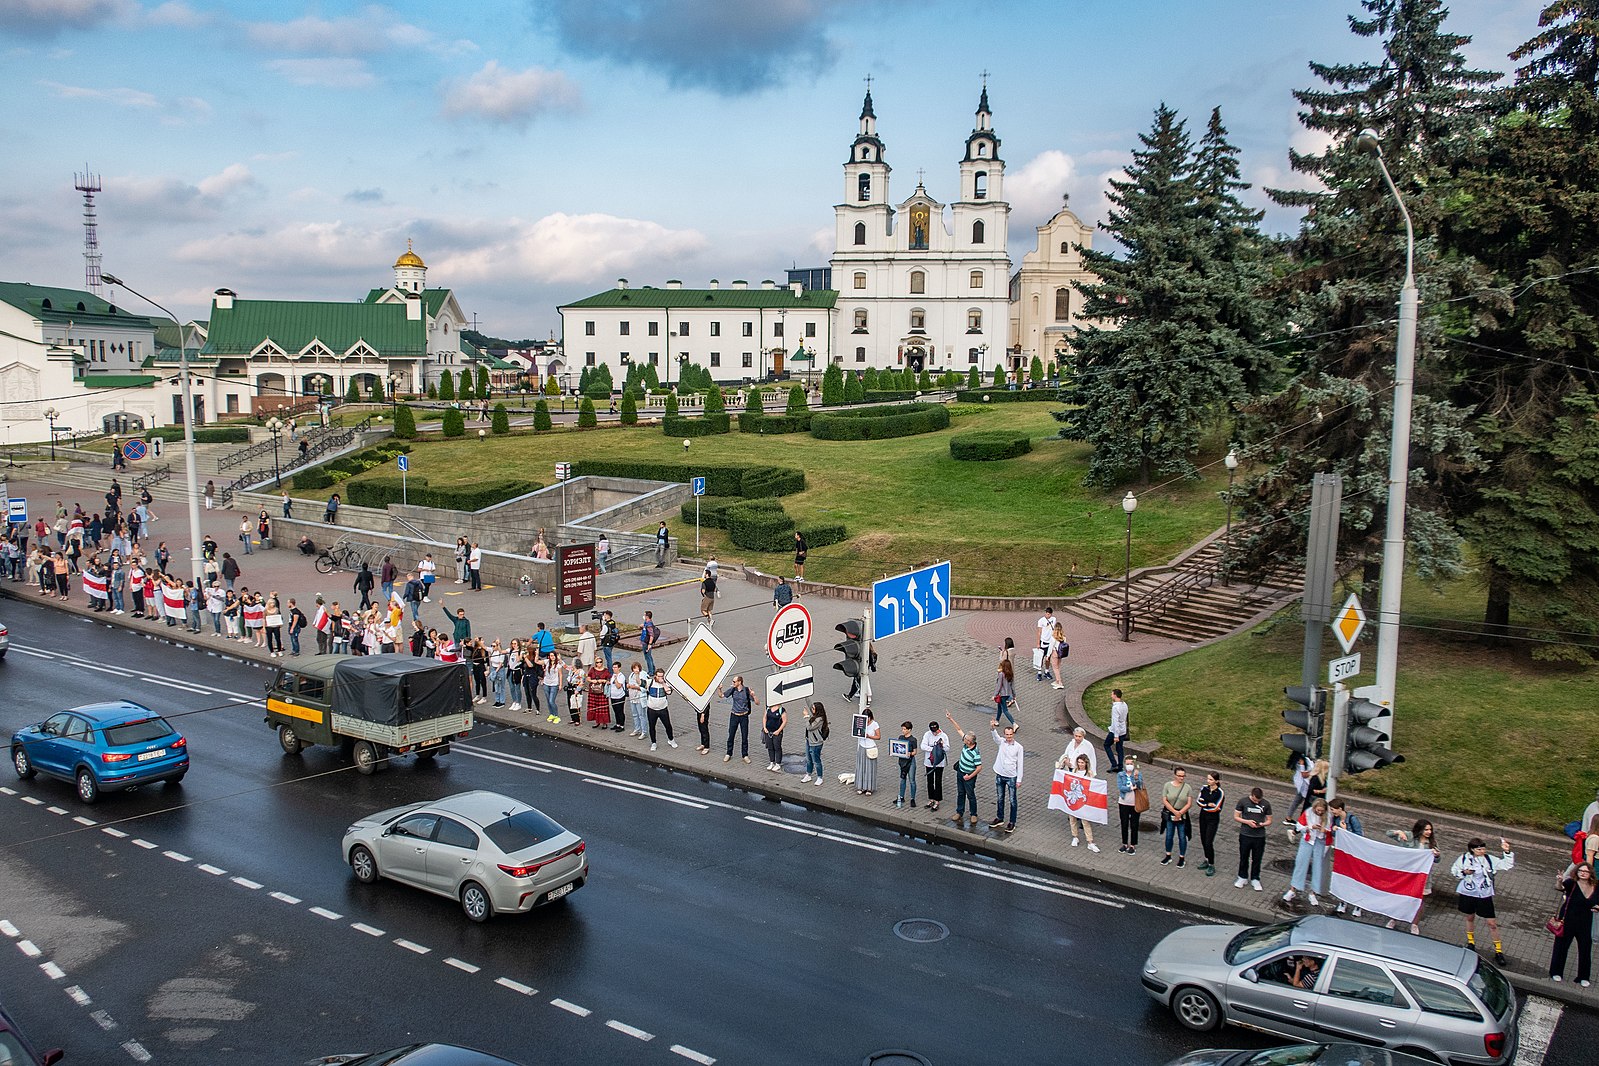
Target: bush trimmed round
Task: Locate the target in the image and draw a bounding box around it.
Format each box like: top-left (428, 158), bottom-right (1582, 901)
top-left (809, 402), bottom-right (950, 441)
top-left (949, 430), bottom-right (1034, 461)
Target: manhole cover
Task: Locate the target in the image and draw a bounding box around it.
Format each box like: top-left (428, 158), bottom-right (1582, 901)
top-left (893, 918), bottom-right (949, 943)
top-left (864, 1053), bottom-right (931, 1066)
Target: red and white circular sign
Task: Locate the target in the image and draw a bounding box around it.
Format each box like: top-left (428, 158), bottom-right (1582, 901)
top-left (767, 603), bottom-right (813, 668)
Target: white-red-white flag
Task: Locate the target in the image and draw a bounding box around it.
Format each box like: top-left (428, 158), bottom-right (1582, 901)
top-left (1049, 769), bottom-right (1109, 825)
top-left (1330, 828), bottom-right (1435, 923)
top-left (82, 572), bottom-right (109, 600)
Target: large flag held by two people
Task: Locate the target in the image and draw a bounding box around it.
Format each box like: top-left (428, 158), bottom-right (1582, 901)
top-left (1330, 828), bottom-right (1436, 922)
top-left (1048, 769), bottom-right (1109, 824)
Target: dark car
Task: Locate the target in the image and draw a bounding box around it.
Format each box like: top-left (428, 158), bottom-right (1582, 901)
top-left (0, 1001), bottom-right (64, 1065)
top-left (11, 701), bottom-right (188, 804)
top-left (311, 1044), bottom-right (526, 1065)
top-left (1166, 1042), bottom-right (1441, 1066)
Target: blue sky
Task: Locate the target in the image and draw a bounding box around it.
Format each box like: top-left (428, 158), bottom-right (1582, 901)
top-left (0, 0), bottom-right (1545, 339)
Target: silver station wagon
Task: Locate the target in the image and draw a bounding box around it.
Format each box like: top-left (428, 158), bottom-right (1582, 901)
top-left (1142, 917), bottom-right (1517, 1066)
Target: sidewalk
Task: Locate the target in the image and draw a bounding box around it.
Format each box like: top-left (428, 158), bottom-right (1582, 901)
top-left (5, 464), bottom-right (1595, 1011)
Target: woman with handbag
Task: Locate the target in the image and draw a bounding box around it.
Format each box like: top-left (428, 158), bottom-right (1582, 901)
top-left (1283, 798), bottom-right (1332, 907)
top-left (1548, 862), bottom-right (1596, 985)
top-left (855, 708), bottom-right (880, 796)
top-left (1117, 756), bottom-right (1146, 854)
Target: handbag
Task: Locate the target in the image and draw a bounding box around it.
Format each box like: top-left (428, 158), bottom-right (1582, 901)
top-left (866, 746), bottom-right (878, 760)
top-left (1547, 894), bottom-right (1570, 938)
top-left (1133, 786), bottom-right (1150, 813)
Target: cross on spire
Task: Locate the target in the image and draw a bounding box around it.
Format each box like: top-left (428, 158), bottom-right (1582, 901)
top-left (864, 73), bottom-right (873, 92)
top-left (916, 167), bottom-right (925, 186)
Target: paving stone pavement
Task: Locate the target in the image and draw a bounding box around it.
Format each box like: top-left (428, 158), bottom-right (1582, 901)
top-left (5, 465), bottom-right (1597, 1011)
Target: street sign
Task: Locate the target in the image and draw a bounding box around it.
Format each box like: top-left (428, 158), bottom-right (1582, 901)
top-left (6, 498), bottom-right (26, 524)
top-left (555, 542), bottom-right (596, 615)
top-left (872, 560), bottom-right (952, 641)
top-left (150, 436), bottom-right (162, 457)
top-left (396, 454), bottom-right (409, 472)
top-left (1331, 593), bottom-right (1366, 654)
top-left (1328, 652), bottom-right (1362, 684)
top-left (666, 624), bottom-right (736, 712)
top-left (555, 461), bottom-right (571, 481)
top-left (767, 603), bottom-right (812, 668)
top-left (765, 664), bottom-right (814, 707)
top-left (122, 439), bottom-right (147, 462)
top-left (691, 476), bottom-right (706, 497)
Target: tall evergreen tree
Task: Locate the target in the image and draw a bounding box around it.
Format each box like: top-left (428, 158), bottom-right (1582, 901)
top-left (821, 363), bottom-right (845, 405)
top-left (476, 365), bottom-right (490, 397)
top-left (438, 369), bottom-right (455, 401)
top-left (844, 370), bottom-right (864, 403)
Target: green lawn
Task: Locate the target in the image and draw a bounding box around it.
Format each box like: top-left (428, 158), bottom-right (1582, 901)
top-left (1083, 566), bottom-right (1598, 828)
top-left (307, 404), bottom-right (1231, 597)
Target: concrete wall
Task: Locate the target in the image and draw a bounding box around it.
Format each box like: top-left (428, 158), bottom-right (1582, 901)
top-left (269, 514), bottom-right (559, 594)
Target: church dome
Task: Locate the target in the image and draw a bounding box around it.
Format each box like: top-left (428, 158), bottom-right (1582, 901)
top-left (394, 240), bottom-right (425, 269)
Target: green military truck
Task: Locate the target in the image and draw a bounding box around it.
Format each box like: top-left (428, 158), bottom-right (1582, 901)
top-left (265, 655), bottom-right (473, 774)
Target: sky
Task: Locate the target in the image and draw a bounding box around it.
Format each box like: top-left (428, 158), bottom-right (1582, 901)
top-left (0, 0), bottom-right (1548, 340)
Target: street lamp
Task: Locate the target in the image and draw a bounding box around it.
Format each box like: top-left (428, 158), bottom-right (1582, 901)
top-left (1356, 128), bottom-right (1418, 725)
top-left (1120, 491), bottom-right (1138, 642)
top-left (265, 416), bottom-right (284, 486)
top-left (100, 272), bottom-right (205, 584)
top-left (1223, 448), bottom-right (1239, 587)
top-left (389, 374), bottom-right (399, 416)
top-left (43, 407), bottom-right (60, 460)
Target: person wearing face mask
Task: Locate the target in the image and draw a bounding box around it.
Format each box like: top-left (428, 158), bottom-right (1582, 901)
top-left (800, 703), bottom-right (829, 786)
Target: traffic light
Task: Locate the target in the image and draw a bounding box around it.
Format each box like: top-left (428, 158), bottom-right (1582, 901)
top-left (1281, 685), bottom-right (1325, 760)
top-left (833, 619), bottom-right (864, 680)
top-left (1344, 689), bottom-right (1403, 773)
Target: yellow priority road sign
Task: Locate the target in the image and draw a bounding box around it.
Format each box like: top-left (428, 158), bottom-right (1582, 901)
top-left (1331, 593), bottom-right (1366, 655)
top-left (665, 624), bottom-right (737, 712)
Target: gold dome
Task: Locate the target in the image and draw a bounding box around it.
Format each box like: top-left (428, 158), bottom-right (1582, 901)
top-left (394, 239), bottom-right (425, 269)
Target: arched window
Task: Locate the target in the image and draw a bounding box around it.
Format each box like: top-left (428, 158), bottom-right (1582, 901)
top-left (853, 309), bottom-right (869, 331)
top-left (978, 142), bottom-right (988, 158)
top-left (1055, 287), bottom-right (1071, 322)
top-left (1060, 241), bottom-right (1069, 254)
top-left (970, 270), bottom-right (984, 289)
top-left (967, 309), bottom-right (983, 332)
top-left (855, 346), bottom-right (866, 362)
top-left (853, 272), bottom-right (866, 290)
top-left (853, 221), bottom-right (866, 246)
top-left (909, 309), bottom-right (926, 331)
top-left (971, 220), bottom-right (985, 244)
top-left (974, 171), bottom-right (988, 199)
top-left (858, 173), bottom-right (871, 202)
top-left (909, 270), bottom-right (925, 294)
top-left (860, 146), bottom-right (871, 161)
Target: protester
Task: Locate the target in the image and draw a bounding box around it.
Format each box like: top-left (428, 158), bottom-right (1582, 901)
top-left (945, 712), bottom-right (982, 829)
top-left (1549, 862), bottom-right (1596, 986)
top-left (1195, 771), bottom-right (1225, 876)
top-left (855, 707), bottom-right (880, 796)
top-left (920, 720), bottom-right (949, 812)
top-left (988, 720), bottom-right (1023, 833)
top-left (1451, 835), bottom-right (1516, 964)
top-left (1116, 755), bottom-right (1144, 854)
top-left (1065, 753), bottom-right (1101, 852)
top-left (1283, 798), bottom-right (1331, 908)
top-left (801, 704), bottom-right (829, 786)
top-left (1234, 787), bottom-right (1272, 891)
top-left (1160, 766), bottom-right (1194, 868)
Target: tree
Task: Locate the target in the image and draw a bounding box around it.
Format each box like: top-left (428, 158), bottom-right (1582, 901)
top-left (476, 365), bottom-right (490, 397)
top-left (665, 391), bottom-right (679, 418)
top-left (578, 366), bottom-right (591, 394)
top-left (991, 365), bottom-right (1004, 387)
top-left (821, 362), bottom-right (845, 405)
top-left (1029, 355), bottom-right (1045, 385)
top-left (441, 408), bottom-right (465, 437)
top-left (491, 402), bottom-right (510, 435)
top-left (544, 375), bottom-right (559, 396)
top-left (967, 365), bottom-right (982, 389)
top-left (844, 371), bottom-right (864, 403)
top-left (704, 384), bottom-right (725, 415)
top-left (438, 369), bottom-right (455, 402)
top-left (393, 404), bottom-right (417, 439)
top-left (619, 391), bottom-right (638, 425)
top-left (533, 399), bottom-right (553, 432)
top-left (345, 377), bottom-right (362, 403)
top-left (786, 384), bottom-right (807, 416)
top-left (917, 369), bottom-right (932, 391)
top-left (458, 370), bottom-right (476, 402)
top-left (426, 383), bottom-right (438, 399)
top-left (642, 362), bottom-right (659, 389)
top-left (862, 366), bottom-right (880, 392)
top-left (745, 387), bottom-right (765, 414)
top-left (369, 377), bottom-right (384, 402)
top-left (578, 398), bottom-right (597, 428)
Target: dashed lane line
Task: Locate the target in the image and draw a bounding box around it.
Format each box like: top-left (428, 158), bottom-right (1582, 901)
top-left (270, 891), bottom-right (302, 905)
top-left (394, 938), bottom-right (430, 955)
top-left (309, 907), bottom-right (342, 921)
top-left (197, 863), bottom-right (226, 875)
top-left (4, 916), bottom-right (148, 1061)
top-left (163, 850), bottom-right (191, 863)
top-left (131, 839), bottom-right (157, 850)
top-left (72, 816), bottom-right (96, 826)
top-left (102, 827), bottom-right (128, 838)
top-left (607, 1020), bottom-right (654, 1041)
top-left (65, 986), bottom-right (92, 1007)
top-left (18, 940), bottom-right (41, 958)
top-left (41, 961), bottom-right (65, 980)
top-left (0, 787), bottom-right (13, 795)
top-left (46, 806), bottom-right (67, 815)
top-left (89, 1009), bottom-right (115, 1030)
top-left (494, 976), bottom-right (533, 994)
top-left (446, 958), bottom-right (481, 975)
top-left (351, 923), bottom-right (385, 937)
top-left (230, 876), bottom-right (263, 890)
top-left (943, 863), bottom-right (1126, 908)
top-left (122, 1041), bottom-right (152, 1063)
top-left (0, 920), bottom-right (17, 937)
top-left (551, 998), bottom-right (591, 1017)
top-left (671, 1045), bottom-right (717, 1064)
top-left (582, 778), bottom-right (709, 809)
top-left (20, 796), bottom-right (43, 805)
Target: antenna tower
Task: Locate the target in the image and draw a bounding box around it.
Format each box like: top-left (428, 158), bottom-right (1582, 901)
top-left (74, 168), bottom-right (104, 296)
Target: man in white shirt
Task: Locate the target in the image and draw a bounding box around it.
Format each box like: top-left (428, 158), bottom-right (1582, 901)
top-left (1034, 608), bottom-right (1055, 680)
top-left (1057, 726), bottom-right (1097, 777)
top-left (1105, 689), bottom-right (1129, 772)
top-left (468, 542), bottom-right (483, 591)
top-left (988, 721), bottom-right (1024, 832)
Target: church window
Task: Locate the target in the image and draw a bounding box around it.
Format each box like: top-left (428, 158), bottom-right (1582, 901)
top-left (971, 220), bottom-right (985, 244)
top-left (970, 270), bottom-right (984, 289)
top-left (619, 321), bottom-right (630, 336)
top-left (678, 322), bottom-right (690, 336)
top-left (1055, 287), bottom-right (1071, 322)
top-left (709, 352), bottom-right (721, 367)
top-left (853, 272), bottom-right (866, 290)
top-left (584, 321), bottom-right (596, 336)
top-left (742, 321), bottom-right (753, 337)
top-left (585, 352), bottom-right (596, 366)
top-left (649, 352), bottom-right (659, 365)
top-left (649, 321), bottom-right (660, 336)
top-left (909, 270), bottom-right (925, 295)
top-left (855, 346), bottom-right (866, 362)
top-left (773, 322), bottom-right (784, 338)
top-left (858, 174), bottom-right (871, 202)
top-left (910, 309), bottom-right (925, 331)
top-left (854, 222), bottom-right (867, 246)
top-left (974, 171), bottom-right (988, 199)
top-left (1060, 241), bottom-right (1069, 254)
top-left (968, 348), bottom-right (980, 364)
top-left (711, 322), bottom-right (721, 337)
top-left (442, 322), bottom-right (450, 334)
top-left (853, 309), bottom-right (869, 332)
top-left (860, 147), bottom-right (870, 161)
top-left (806, 322), bottom-right (816, 338)
top-left (742, 352), bottom-right (753, 368)
top-left (978, 142), bottom-right (988, 158)
top-left (967, 309), bottom-right (983, 332)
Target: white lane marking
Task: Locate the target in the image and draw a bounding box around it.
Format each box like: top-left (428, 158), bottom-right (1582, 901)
top-left (163, 850), bottom-right (192, 863)
top-left (230, 876), bottom-right (262, 890)
top-left (309, 907), bottom-right (342, 921)
top-left (122, 1039), bottom-right (153, 1062)
top-left (0, 920), bottom-right (17, 937)
top-left (394, 938), bottom-right (430, 954)
top-left (0, 787), bottom-right (13, 795)
top-left (41, 961), bottom-right (65, 979)
top-left (351, 923), bottom-right (384, 937)
top-left (228, 696), bottom-right (259, 704)
top-left (102, 827), bottom-right (129, 838)
top-left (46, 806), bottom-right (67, 815)
top-left (66, 986), bottom-right (92, 1006)
top-left (18, 940), bottom-right (41, 957)
top-left (744, 814), bottom-right (891, 852)
top-left (582, 778), bottom-right (709, 809)
top-left (458, 748), bottom-right (552, 773)
top-left (671, 1045), bottom-right (717, 1065)
top-left (138, 676), bottom-right (211, 693)
top-left (494, 976), bottom-right (533, 994)
top-left (745, 816), bottom-right (817, 837)
top-left (90, 1009), bottom-right (115, 1030)
top-left (21, 796), bottom-right (43, 805)
top-left (607, 1020), bottom-right (654, 1041)
top-left (551, 998), bottom-right (591, 1017)
top-left (73, 816), bottom-right (96, 825)
top-left (943, 863), bottom-right (1125, 908)
top-left (16, 644), bottom-right (258, 699)
top-left (446, 958), bottom-right (481, 974)
top-left (197, 864), bottom-right (226, 875)
top-left (8, 648), bottom-right (54, 659)
top-left (1513, 995), bottom-right (1563, 1066)
top-left (270, 891), bottom-right (301, 905)
top-left (131, 839), bottom-right (157, 850)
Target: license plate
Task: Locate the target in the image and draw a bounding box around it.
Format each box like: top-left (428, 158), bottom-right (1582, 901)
top-left (545, 882), bottom-right (574, 902)
top-left (137, 748), bottom-right (166, 761)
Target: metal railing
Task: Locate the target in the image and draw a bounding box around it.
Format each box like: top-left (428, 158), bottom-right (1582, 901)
top-left (217, 414), bottom-right (379, 507)
top-left (134, 464), bottom-right (171, 491)
top-left (1108, 540), bottom-right (1304, 638)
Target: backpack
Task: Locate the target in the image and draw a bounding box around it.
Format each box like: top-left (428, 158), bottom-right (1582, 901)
top-left (640, 620), bottom-right (657, 647)
top-left (930, 738), bottom-right (946, 767)
top-left (1058, 640), bottom-right (1070, 659)
top-left (601, 621), bottom-right (619, 647)
top-left (1575, 830), bottom-right (1589, 866)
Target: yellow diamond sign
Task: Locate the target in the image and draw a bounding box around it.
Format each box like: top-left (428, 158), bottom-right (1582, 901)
top-left (1331, 593), bottom-right (1366, 654)
top-left (665, 624), bottom-right (737, 711)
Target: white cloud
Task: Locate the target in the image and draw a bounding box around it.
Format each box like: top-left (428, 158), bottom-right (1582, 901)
top-left (197, 163), bottom-right (255, 198)
top-left (266, 58), bottom-right (376, 90)
top-left (244, 5), bottom-right (469, 58)
top-left (0, 0), bottom-right (132, 38)
top-left (143, 1), bottom-right (208, 29)
top-left (440, 62), bottom-right (580, 127)
top-left (111, 163), bottom-right (257, 226)
top-left (41, 80), bottom-right (158, 108)
top-left (437, 213), bottom-right (707, 286)
top-left (1006, 150), bottom-right (1077, 229)
top-left (175, 221), bottom-right (387, 274)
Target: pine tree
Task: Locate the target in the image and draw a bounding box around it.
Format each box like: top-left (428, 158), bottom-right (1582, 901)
top-left (426, 383), bottom-right (438, 399)
top-left (442, 408), bottom-right (465, 437)
top-left (476, 365), bottom-right (489, 397)
top-left (745, 387), bottom-right (765, 414)
top-left (643, 363), bottom-right (659, 389)
top-left (458, 370), bottom-right (475, 401)
top-left (578, 398), bottom-right (597, 428)
top-left (393, 404), bottom-right (417, 439)
top-left (345, 377), bottom-right (362, 403)
top-left (1029, 356), bottom-right (1045, 385)
top-left (369, 377), bottom-right (384, 402)
top-left (991, 366), bottom-right (1004, 388)
top-left (438, 370), bottom-right (455, 402)
top-left (967, 365), bottom-right (981, 390)
top-left (544, 375), bottom-right (559, 396)
top-left (533, 399), bottom-right (552, 432)
top-left (821, 363), bottom-right (845, 405)
top-left (619, 391), bottom-right (638, 425)
top-left (844, 371), bottom-right (864, 403)
top-left (786, 384), bottom-right (807, 416)
top-left (862, 366), bottom-right (880, 392)
top-left (578, 367), bottom-right (591, 394)
top-left (704, 385), bottom-right (725, 415)
top-left (665, 392), bottom-right (679, 418)
top-left (917, 369), bottom-right (932, 391)
top-left (491, 402), bottom-right (510, 435)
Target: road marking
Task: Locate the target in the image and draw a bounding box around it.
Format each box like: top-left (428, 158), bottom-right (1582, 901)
top-left (21, 796), bottom-right (43, 805)
top-left (607, 1020), bottom-right (654, 1041)
top-left (671, 1045), bottom-right (717, 1064)
top-left (138, 676), bottom-right (211, 693)
top-left (73, 816), bottom-right (96, 825)
top-left (394, 938), bottom-right (430, 954)
top-left (446, 958), bottom-right (481, 974)
top-left (309, 907), bottom-right (342, 921)
top-left (227, 697), bottom-right (259, 704)
top-left (163, 850), bottom-right (192, 862)
top-left (943, 863), bottom-right (1126, 908)
top-left (0, 787), bottom-right (13, 795)
top-left (18, 940), bottom-right (41, 957)
top-left (494, 976), bottom-right (533, 994)
top-left (352, 923), bottom-right (384, 937)
top-left (230, 876), bottom-right (263, 890)
top-left (821, 834), bottom-right (892, 853)
top-left (41, 961), bottom-right (65, 979)
top-left (459, 748), bottom-right (553, 774)
top-left (197, 864), bottom-right (226, 875)
top-left (270, 891), bottom-right (301, 905)
top-left (744, 814), bottom-right (892, 852)
top-left (66, 986), bottom-right (92, 1006)
top-left (122, 1039), bottom-right (152, 1062)
top-left (583, 778), bottom-right (709, 809)
top-left (46, 806), bottom-right (67, 815)
top-left (0, 920), bottom-right (16, 936)
top-left (1514, 995), bottom-right (1563, 1066)
top-left (102, 827), bottom-right (128, 838)
top-left (131, 838), bottom-right (157, 850)
top-left (551, 998), bottom-right (591, 1017)
top-left (745, 815), bottom-right (817, 836)
top-left (90, 1009), bottom-right (115, 1030)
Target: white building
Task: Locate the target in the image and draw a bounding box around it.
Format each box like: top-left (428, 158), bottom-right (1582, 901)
top-left (1009, 199), bottom-right (1101, 374)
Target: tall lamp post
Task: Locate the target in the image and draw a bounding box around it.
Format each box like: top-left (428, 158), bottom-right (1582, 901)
top-left (265, 416), bottom-right (284, 486)
top-left (1120, 490), bottom-right (1138, 642)
top-left (389, 374), bottom-right (399, 417)
top-left (43, 407), bottom-right (60, 460)
top-left (1356, 128), bottom-right (1418, 727)
top-left (1223, 448), bottom-right (1239, 587)
top-left (100, 273), bottom-right (205, 584)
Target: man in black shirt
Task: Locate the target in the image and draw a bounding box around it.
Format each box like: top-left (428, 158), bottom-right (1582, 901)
top-left (1234, 787), bottom-right (1272, 891)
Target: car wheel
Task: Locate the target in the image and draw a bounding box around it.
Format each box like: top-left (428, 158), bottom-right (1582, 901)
top-left (352, 741), bottom-right (378, 775)
top-left (415, 748), bottom-right (437, 761)
top-left (76, 768), bottom-right (101, 805)
top-left (278, 724), bottom-right (304, 755)
top-left (166, 773), bottom-right (185, 788)
top-left (349, 845), bottom-right (378, 884)
top-left (460, 881), bottom-right (491, 923)
top-left (1171, 985), bottom-right (1221, 1032)
top-left (12, 746), bottom-right (35, 780)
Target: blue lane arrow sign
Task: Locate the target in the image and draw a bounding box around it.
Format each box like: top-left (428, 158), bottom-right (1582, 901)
top-left (872, 561), bottom-right (951, 641)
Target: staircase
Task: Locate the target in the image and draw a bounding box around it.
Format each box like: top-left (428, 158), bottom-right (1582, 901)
top-left (1066, 530), bottom-right (1304, 643)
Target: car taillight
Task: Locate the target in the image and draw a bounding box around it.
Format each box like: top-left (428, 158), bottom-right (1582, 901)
top-left (101, 752), bottom-right (133, 763)
top-left (499, 843), bottom-right (584, 879)
top-left (1485, 1033), bottom-right (1506, 1059)
top-left (572, 841), bottom-right (586, 856)
top-left (172, 737), bottom-right (187, 748)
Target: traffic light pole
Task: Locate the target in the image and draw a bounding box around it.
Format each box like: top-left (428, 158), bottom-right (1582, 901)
top-left (1301, 473), bottom-right (1342, 695)
top-left (859, 606), bottom-right (872, 716)
top-left (1324, 683), bottom-right (1350, 804)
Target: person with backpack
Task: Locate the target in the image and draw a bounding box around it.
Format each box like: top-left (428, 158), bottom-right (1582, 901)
top-left (801, 703), bottom-right (829, 786)
top-left (638, 611), bottom-right (659, 676)
top-left (921, 720), bottom-right (950, 812)
top-left (773, 576), bottom-right (794, 608)
top-left (598, 609), bottom-right (620, 671)
top-left (1450, 836), bottom-right (1516, 964)
top-left (401, 571), bottom-right (424, 623)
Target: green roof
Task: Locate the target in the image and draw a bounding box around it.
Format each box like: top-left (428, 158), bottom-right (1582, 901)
top-left (560, 286), bottom-right (838, 311)
top-left (361, 287), bottom-right (454, 319)
top-left (145, 347), bottom-right (219, 366)
top-left (202, 298), bottom-right (426, 357)
top-left (81, 373), bottom-right (160, 388)
top-left (0, 281), bottom-right (156, 329)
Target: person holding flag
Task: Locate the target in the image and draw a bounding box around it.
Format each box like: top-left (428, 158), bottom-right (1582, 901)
top-left (1329, 822), bottom-right (1440, 934)
top-left (1049, 752), bottom-right (1105, 852)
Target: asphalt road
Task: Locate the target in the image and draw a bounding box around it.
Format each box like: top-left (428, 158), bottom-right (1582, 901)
top-left (0, 597), bottom-right (1593, 1066)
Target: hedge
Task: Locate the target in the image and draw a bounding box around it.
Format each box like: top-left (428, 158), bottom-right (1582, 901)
top-left (680, 495), bottom-right (782, 528)
top-left (661, 412), bottom-right (731, 437)
top-left (809, 403), bottom-right (950, 441)
top-left (862, 390), bottom-right (918, 403)
top-left (572, 460), bottom-right (804, 498)
top-left (949, 430), bottom-right (1034, 461)
top-left (149, 426), bottom-right (252, 444)
top-left (737, 412), bottom-right (811, 434)
top-left (293, 468), bottom-right (334, 490)
top-left (739, 465), bottom-right (805, 498)
top-left (347, 476), bottom-right (541, 511)
top-left (953, 389), bottom-right (1065, 403)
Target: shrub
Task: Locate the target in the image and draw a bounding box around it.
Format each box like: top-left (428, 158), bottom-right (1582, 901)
top-left (740, 465), bottom-right (806, 497)
top-left (745, 387), bottom-right (765, 414)
top-left (532, 399), bottom-right (552, 431)
top-left (953, 389), bottom-right (1064, 403)
top-left (293, 468), bottom-right (334, 490)
top-left (665, 392), bottom-right (679, 418)
top-left (439, 370), bottom-right (455, 401)
top-left (810, 402), bottom-right (950, 441)
top-left (704, 385), bottom-right (725, 415)
top-left (862, 366), bottom-right (880, 391)
top-left (786, 384), bottom-right (807, 416)
top-left (726, 503), bottom-right (795, 549)
top-left (950, 430), bottom-right (1034, 461)
top-left (821, 363), bottom-right (845, 405)
top-left (426, 383), bottom-right (438, 399)
top-left (680, 495), bottom-right (781, 528)
top-left (393, 404), bottom-right (417, 439)
top-left (619, 392), bottom-right (637, 425)
top-left (918, 370), bottom-right (932, 391)
top-left (149, 426), bottom-right (251, 444)
top-left (967, 366), bottom-right (982, 389)
top-left (844, 372), bottom-right (864, 403)
top-left (578, 398), bottom-right (597, 428)
top-left (477, 366), bottom-right (490, 396)
top-left (572, 460), bottom-right (803, 497)
top-left (1030, 355), bottom-right (1046, 384)
top-left (738, 412), bottom-right (811, 434)
top-left (862, 390), bottom-right (917, 403)
top-left (582, 383), bottom-right (611, 400)
top-left (442, 408), bottom-right (466, 437)
top-left (491, 403), bottom-right (510, 435)
top-left (662, 412), bottom-right (731, 437)
top-left (458, 372), bottom-right (476, 401)
top-left (344, 378), bottom-right (361, 403)
top-left (347, 476), bottom-right (540, 511)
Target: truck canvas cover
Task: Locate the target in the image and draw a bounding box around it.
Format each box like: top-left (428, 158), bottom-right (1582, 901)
top-left (331, 657), bottom-right (472, 726)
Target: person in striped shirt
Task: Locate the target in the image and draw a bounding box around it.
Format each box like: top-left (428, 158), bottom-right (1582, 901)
top-left (945, 712), bottom-right (984, 831)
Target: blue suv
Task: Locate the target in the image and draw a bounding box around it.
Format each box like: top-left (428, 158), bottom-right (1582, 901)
top-left (11, 701), bottom-right (189, 804)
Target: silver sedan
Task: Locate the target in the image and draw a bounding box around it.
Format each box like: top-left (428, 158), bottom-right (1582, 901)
top-left (342, 790), bottom-right (587, 922)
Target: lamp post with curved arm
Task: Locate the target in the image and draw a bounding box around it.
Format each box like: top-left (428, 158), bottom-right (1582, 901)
top-left (43, 407), bottom-right (60, 461)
